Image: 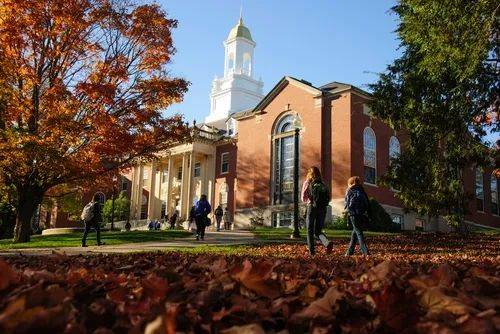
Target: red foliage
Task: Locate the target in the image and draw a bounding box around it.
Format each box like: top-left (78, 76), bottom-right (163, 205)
top-left (0, 233), bottom-right (499, 333)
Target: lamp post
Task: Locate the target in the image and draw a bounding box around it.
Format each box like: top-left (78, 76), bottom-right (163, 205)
top-left (111, 175), bottom-right (118, 231)
top-left (291, 113), bottom-right (302, 239)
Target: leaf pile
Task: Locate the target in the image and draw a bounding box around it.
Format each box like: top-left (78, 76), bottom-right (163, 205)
top-left (0, 233), bottom-right (499, 333)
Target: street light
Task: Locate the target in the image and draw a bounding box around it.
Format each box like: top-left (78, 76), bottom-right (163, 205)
top-left (111, 175), bottom-right (118, 231)
top-left (291, 113), bottom-right (302, 239)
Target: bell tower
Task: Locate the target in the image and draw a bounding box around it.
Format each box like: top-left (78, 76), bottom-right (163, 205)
top-left (205, 14), bottom-right (264, 127)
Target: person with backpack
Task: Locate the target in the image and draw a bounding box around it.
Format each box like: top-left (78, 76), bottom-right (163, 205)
top-left (223, 207), bottom-right (231, 230)
top-left (214, 205), bottom-right (223, 231)
top-left (344, 176), bottom-right (370, 255)
top-left (301, 166), bottom-right (334, 256)
top-left (81, 193), bottom-right (104, 247)
top-left (169, 210), bottom-right (178, 230)
top-left (194, 194), bottom-right (211, 241)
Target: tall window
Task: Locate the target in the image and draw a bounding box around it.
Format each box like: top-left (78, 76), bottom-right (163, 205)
top-left (476, 168), bottom-right (484, 212)
top-left (389, 136), bottom-right (400, 161)
top-left (177, 166), bottom-right (182, 180)
top-left (194, 162), bottom-right (201, 177)
top-left (242, 53), bottom-right (251, 75)
top-left (273, 114), bottom-right (296, 204)
top-left (162, 169), bottom-right (168, 183)
top-left (363, 127), bottom-right (376, 184)
top-left (221, 153), bottom-right (229, 174)
top-left (491, 174), bottom-right (498, 215)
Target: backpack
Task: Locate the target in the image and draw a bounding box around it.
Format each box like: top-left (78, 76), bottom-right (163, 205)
top-left (81, 201), bottom-right (95, 222)
top-left (349, 187), bottom-right (368, 216)
top-left (309, 181), bottom-right (330, 208)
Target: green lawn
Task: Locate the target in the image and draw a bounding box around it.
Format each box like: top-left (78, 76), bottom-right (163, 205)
top-left (0, 230), bottom-right (192, 249)
top-left (251, 227), bottom-right (396, 240)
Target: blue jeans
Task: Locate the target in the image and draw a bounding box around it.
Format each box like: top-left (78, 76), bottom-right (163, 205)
top-left (306, 206), bottom-right (330, 254)
top-left (346, 215), bottom-right (369, 255)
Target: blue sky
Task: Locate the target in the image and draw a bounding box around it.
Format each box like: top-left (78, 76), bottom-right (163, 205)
top-left (158, 0), bottom-right (400, 123)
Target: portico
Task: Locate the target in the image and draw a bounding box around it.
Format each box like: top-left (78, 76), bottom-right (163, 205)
top-left (129, 129), bottom-right (219, 224)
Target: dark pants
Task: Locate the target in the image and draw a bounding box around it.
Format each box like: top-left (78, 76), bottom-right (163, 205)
top-left (346, 215), bottom-right (369, 255)
top-left (195, 216), bottom-right (206, 240)
top-left (82, 221), bottom-right (101, 246)
top-left (215, 216), bottom-right (222, 231)
top-left (306, 206), bottom-right (330, 255)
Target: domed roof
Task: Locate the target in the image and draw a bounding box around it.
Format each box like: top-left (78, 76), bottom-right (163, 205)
top-left (227, 17), bottom-right (253, 42)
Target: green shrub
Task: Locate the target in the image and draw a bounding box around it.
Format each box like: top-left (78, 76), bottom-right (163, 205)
top-left (368, 199), bottom-right (400, 232)
top-left (103, 192), bottom-right (131, 225)
top-left (329, 214), bottom-right (348, 230)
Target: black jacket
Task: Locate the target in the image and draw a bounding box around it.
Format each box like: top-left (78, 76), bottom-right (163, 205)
top-left (344, 185), bottom-right (370, 216)
top-left (91, 202), bottom-right (103, 225)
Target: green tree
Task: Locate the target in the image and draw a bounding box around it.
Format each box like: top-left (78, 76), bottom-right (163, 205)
top-left (370, 0), bottom-right (499, 231)
top-left (103, 192), bottom-right (131, 226)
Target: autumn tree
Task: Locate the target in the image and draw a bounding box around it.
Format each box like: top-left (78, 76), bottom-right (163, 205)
top-left (0, 0), bottom-right (189, 242)
top-left (370, 0), bottom-right (499, 230)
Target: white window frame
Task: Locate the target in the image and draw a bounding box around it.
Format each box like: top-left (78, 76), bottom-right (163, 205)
top-left (221, 152), bottom-right (229, 174)
top-left (194, 162), bottom-right (201, 178)
top-left (389, 136), bottom-right (401, 161)
top-left (363, 127), bottom-right (377, 186)
top-left (491, 173), bottom-right (498, 216)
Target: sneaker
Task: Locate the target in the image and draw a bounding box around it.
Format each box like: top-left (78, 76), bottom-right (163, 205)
top-left (326, 241), bottom-right (334, 254)
top-left (81, 244), bottom-right (88, 247)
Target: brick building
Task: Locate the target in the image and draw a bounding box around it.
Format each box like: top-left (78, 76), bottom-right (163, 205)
top-left (52, 15), bottom-right (500, 230)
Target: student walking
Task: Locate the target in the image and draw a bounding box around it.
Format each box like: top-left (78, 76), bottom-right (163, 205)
top-left (81, 194), bottom-right (104, 247)
top-left (169, 210), bottom-right (178, 229)
top-left (301, 166), bottom-right (333, 256)
top-left (194, 194), bottom-right (211, 241)
top-left (214, 205), bottom-right (223, 231)
top-left (344, 176), bottom-right (370, 255)
top-left (223, 207), bottom-right (231, 230)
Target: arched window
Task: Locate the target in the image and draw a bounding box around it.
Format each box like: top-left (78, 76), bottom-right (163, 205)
top-left (94, 192), bottom-right (105, 205)
top-left (475, 168), bottom-right (484, 212)
top-left (491, 174), bottom-right (498, 215)
top-left (227, 53), bottom-right (235, 72)
top-left (389, 136), bottom-right (400, 161)
top-left (363, 127), bottom-right (376, 184)
top-left (272, 114), bottom-right (296, 204)
top-left (242, 53), bottom-right (251, 75)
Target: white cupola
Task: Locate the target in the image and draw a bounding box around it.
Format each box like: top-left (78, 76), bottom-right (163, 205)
top-left (205, 13), bottom-right (264, 128)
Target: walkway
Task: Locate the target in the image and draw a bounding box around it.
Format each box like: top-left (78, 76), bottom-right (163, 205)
top-left (0, 230), bottom-right (260, 257)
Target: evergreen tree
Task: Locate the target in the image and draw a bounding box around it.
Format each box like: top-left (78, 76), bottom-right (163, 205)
top-left (370, 0), bottom-right (499, 230)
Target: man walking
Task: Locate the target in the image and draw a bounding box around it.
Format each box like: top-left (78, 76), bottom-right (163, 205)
top-left (194, 194), bottom-right (211, 241)
top-left (344, 176), bottom-right (370, 255)
top-left (81, 194), bottom-right (104, 247)
top-left (223, 207), bottom-right (231, 230)
top-left (214, 204), bottom-right (223, 231)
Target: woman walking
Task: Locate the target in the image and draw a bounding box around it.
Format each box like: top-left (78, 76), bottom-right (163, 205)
top-left (194, 194), bottom-right (211, 241)
top-left (301, 166), bottom-right (334, 256)
top-left (344, 176), bottom-right (370, 255)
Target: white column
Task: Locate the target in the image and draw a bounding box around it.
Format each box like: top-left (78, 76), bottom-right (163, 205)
top-left (130, 165), bottom-right (137, 220)
top-left (179, 153), bottom-right (189, 219)
top-left (147, 161), bottom-right (156, 219)
top-left (135, 165), bottom-right (144, 220)
top-left (154, 163), bottom-right (162, 218)
top-left (165, 155), bottom-right (173, 216)
top-left (207, 153), bottom-right (216, 210)
top-left (185, 151), bottom-right (194, 218)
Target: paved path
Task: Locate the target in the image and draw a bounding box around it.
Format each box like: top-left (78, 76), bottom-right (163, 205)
top-left (0, 230), bottom-right (261, 257)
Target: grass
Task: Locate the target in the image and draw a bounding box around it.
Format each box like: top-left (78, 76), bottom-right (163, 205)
top-left (0, 230), bottom-right (191, 250)
top-left (251, 227), bottom-right (396, 240)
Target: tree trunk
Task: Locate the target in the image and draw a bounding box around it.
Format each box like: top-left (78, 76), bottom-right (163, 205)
top-left (13, 187), bottom-right (44, 243)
